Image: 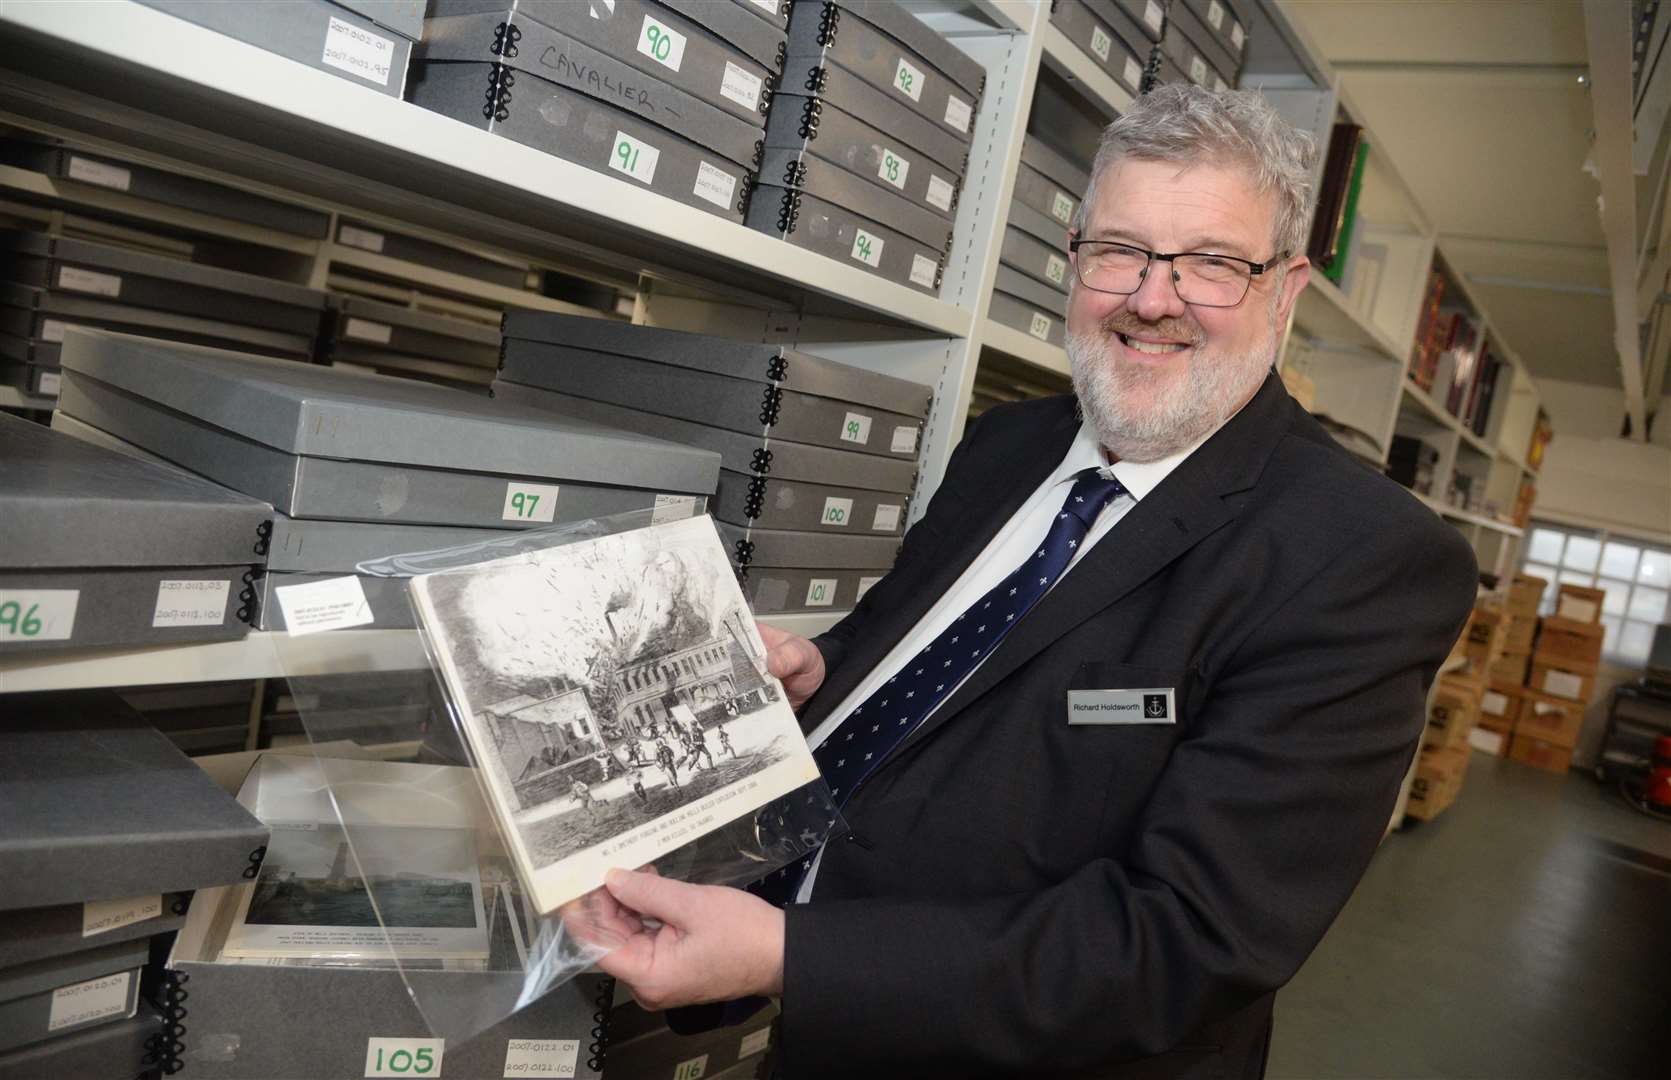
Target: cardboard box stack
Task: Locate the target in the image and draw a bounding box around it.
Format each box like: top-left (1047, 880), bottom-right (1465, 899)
top-left (1408, 625), bottom-right (1490, 820)
top-left (1504, 582), bottom-right (1604, 775)
top-left (1490, 573), bottom-right (1545, 686)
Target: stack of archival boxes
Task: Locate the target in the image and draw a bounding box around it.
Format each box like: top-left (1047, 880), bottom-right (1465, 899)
top-left (1406, 599), bottom-right (1501, 821)
top-left (408, 0), bottom-right (783, 226)
top-left (0, 691), bottom-right (269, 1079)
top-left (1048, 0), bottom-right (1250, 97)
top-left (135, 0), bottom-right (420, 95)
top-left (991, 139), bottom-right (1086, 350)
top-left (0, 227), bottom-right (326, 405)
top-left (49, 327), bottom-right (719, 641)
top-left (1512, 582), bottom-right (1603, 774)
top-left (494, 311), bottom-right (931, 616)
top-left (751, 0), bottom-right (984, 295)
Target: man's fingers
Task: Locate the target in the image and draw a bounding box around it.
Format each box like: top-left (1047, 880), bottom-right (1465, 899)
top-left (605, 868), bottom-right (700, 923)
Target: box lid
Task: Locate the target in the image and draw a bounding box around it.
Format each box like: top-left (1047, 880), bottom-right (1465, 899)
top-left (1008, 197), bottom-right (1071, 250)
top-left (1538, 615), bottom-right (1605, 640)
top-left (1019, 135), bottom-right (1091, 196)
top-left (717, 522), bottom-right (899, 569)
top-left (330, 295), bottom-right (500, 346)
top-left (2, 231), bottom-right (326, 311)
top-left (0, 692), bottom-right (270, 911)
top-left (815, 0), bottom-right (985, 98)
top-left (994, 263), bottom-right (1066, 312)
top-left (0, 938), bottom-right (149, 1006)
top-left (501, 311), bottom-right (932, 417)
top-left (58, 329), bottom-right (718, 490)
top-left (332, 0), bottom-right (426, 40)
top-left (661, 0), bottom-right (788, 71)
top-left (0, 412), bottom-right (272, 569)
top-left (266, 514), bottom-right (522, 573)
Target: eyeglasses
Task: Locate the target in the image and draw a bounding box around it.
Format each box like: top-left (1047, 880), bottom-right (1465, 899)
top-left (1068, 240), bottom-right (1286, 308)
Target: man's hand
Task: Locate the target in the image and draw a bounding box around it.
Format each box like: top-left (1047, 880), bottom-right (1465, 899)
top-left (757, 622), bottom-right (825, 709)
top-left (594, 870), bottom-right (785, 1010)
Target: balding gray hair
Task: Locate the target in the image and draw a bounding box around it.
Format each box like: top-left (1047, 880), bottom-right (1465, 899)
top-left (1071, 84), bottom-right (1317, 260)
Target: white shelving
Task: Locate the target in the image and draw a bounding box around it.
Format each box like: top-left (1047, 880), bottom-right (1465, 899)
top-left (1413, 493), bottom-right (1524, 537)
top-left (979, 319), bottom-right (1071, 377)
top-left (1291, 276), bottom-right (1404, 362)
top-left (0, 1), bottom-right (972, 337)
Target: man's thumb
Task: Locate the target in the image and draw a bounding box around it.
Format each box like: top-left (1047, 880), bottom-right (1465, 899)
top-left (605, 868), bottom-right (693, 921)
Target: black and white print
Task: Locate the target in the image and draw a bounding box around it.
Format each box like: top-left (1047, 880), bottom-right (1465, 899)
top-left (221, 823), bottom-right (489, 961)
top-left (408, 516), bottom-right (820, 913)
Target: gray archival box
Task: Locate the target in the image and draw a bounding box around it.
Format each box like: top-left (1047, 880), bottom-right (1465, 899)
top-left (334, 218), bottom-right (530, 290)
top-left (55, 328), bottom-right (719, 524)
top-left (0, 1000), bottom-right (162, 1080)
top-left (717, 521), bottom-right (901, 571)
top-left (417, 12), bottom-right (768, 172)
top-left (990, 264), bottom-right (1067, 347)
top-left (711, 468), bottom-right (908, 535)
top-left (772, 58), bottom-right (969, 178)
top-left (786, 0), bottom-right (984, 144)
top-left (406, 60), bottom-right (753, 223)
top-left (134, 0), bottom-right (412, 97)
top-left (762, 86), bottom-right (961, 221)
top-left (0, 939), bottom-right (146, 1054)
top-left (326, 294), bottom-right (501, 369)
top-left (660, 0), bottom-right (788, 71)
top-left (757, 145), bottom-right (953, 251)
top-left (1050, 0), bottom-right (1145, 98)
top-left (2, 231), bottom-right (327, 337)
top-left (748, 182), bottom-right (945, 295)
top-left (0, 693), bottom-right (269, 912)
top-left (428, 0), bottom-right (779, 111)
top-left (493, 380), bottom-right (917, 494)
top-left (0, 894), bottom-right (187, 970)
top-left (0, 140), bottom-right (331, 239)
top-left (0, 282), bottom-right (316, 359)
top-left (500, 340), bottom-right (928, 461)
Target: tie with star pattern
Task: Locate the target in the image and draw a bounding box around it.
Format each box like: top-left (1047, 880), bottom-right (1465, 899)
top-left (751, 467), bottom-right (1127, 906)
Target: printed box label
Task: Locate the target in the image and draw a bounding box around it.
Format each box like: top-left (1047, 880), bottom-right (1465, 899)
top-left (40, 318), bottom-right (68, 343)
top-left (890, 425), bottom-right (918, 454)
top-left (720, 61), bottom-right (763, 110)
top-left (1209, 0), bottom-right (1225, 30)
top-left (274, 576), bottom-right (375, 636)
top-left (693, 161), bottom-right (738, 209)
top-left (152, 579), bottom-right (231, 628)
top-left (944, 94), bottom-right (972, 133)
top-left (67, 155), bottom-right (131, 191)
top-left (652, 494), bottom-right (699, 524)
top-left (872, 504), bottom-right (902, 532)
top-left (856, 575), bottom-right (882, 601)
top-left (926, 174), bottom-right (955, 212)
top-left (83, 895), bottom-right (161, 937)
top-left (1125, 56), bottom-right (1143, 89)
top-left (503, 1038), bottom-right (578, 1077)
top-left (1144, 0), bottom-right (1164, 33)
top-left (322, 16), bottom-right (394, 86)
top-left (1232, 22), bottom-right (1245, 50)
top-left (49, 971), bottom-right (132, 1032)
top-left (58, 266), bottom-right (121, 297)
top-left (38, 371), bottom-right (61, 396)
top-left (909, 253), bottom-right (938, 289)
top-left (738, 1027), bottom-right (772, 1058)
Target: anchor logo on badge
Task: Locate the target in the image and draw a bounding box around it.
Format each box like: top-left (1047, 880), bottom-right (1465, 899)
top-left (1143, 694), bottom-right (1168, 720)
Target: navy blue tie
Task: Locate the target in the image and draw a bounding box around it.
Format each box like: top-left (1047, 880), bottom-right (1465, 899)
top-left (752, 467), bottom-right (1127, 906)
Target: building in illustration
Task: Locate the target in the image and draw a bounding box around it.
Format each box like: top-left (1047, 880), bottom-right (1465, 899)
top-left (482, 687), bottom-right (602, 806)
top-left (613, 636), bottom-right (736, 737)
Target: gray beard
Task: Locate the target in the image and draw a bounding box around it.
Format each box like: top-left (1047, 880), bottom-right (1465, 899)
top-left (1067, 323), bottom-right (1276, 463)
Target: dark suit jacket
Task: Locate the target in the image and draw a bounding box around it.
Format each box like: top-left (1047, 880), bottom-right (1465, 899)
top-left (777, 375), bottom-right (1477, 1079)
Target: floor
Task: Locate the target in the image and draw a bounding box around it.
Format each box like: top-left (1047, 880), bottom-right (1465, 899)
top-left (1267, 751), bottom-right (1671, 1080)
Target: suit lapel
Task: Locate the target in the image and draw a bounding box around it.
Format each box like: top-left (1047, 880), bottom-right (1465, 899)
top-left (798, 400), bottom-right (1080, 731)
top-left (884, 373), bottom-right (1297, 764)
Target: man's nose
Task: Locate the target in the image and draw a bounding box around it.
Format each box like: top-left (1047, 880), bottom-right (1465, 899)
top-left (1127, 261), bottom-right (1188, 322)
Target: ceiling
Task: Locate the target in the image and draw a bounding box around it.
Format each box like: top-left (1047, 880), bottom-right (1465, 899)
top-left (1281, 1), bottom-right (1632, 390)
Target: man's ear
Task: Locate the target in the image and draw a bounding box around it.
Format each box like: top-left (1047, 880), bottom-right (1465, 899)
top-left (1275, 254), bottom-right (1311, 325)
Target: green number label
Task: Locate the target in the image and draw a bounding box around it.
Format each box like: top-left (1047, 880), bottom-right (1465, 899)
top-left (618, 142), bottom-right (637, 172)
top-left (509, 492), bottom-right (539, 518)
top-left (893, 57), bottom-right (924, 101)
top-left (646, 25), bottom-right (670, 60)
top-left (856, 236), bottom-right (872, 260)
top-left (885, 154), bottom-right (899, 182)
top-left (0, 601), bottom-right (41, 637)
top-left (847, 419), bottom-right (862, 437)
top-left (373, 1047), bottom-right (436, 1074)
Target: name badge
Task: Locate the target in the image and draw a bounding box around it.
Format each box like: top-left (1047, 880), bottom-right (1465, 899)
top-left (1067, 688), bottom-right (1176, 725)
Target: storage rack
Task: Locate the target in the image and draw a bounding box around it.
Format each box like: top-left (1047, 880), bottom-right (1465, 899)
top-left (0, 0), bottom-right (1539, 697)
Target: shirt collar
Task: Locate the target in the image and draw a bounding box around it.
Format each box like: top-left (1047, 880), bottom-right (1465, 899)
top-left (1048, 421), bottom-right (1215, 502)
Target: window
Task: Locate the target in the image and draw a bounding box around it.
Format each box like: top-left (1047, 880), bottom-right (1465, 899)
top-left (1520, 521), bottom-right (1671, 667)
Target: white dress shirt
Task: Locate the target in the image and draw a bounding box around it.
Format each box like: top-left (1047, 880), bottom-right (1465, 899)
top-left (795, 420), bottom-right (1213, 900)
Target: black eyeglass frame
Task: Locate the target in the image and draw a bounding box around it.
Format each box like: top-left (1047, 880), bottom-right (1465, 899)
top-left (1067, 239), bottom-right (1290, 308)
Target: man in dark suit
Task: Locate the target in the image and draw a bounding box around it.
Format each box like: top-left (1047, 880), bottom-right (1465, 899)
top-left (590, 85), bottom-right (1476, 1078)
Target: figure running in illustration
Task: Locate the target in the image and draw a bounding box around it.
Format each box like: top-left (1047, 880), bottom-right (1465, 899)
top-left (717, 726), bottom-right (735, 759)
top-left (570, 778), bottom-right (597, 821)
top-left (631, 768), bottom-right (649, 805)
top-left (654, 739), bottom-right (679, 788)
top-left (684, 726), bottom-right (715, 772)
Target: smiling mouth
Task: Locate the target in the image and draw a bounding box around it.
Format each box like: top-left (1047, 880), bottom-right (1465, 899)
top-left (1116, 332), bottom-right (1191, 355)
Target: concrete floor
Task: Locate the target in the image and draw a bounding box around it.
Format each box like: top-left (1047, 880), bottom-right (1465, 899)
top-left (1268, 752), bottom-right (1671, 1080)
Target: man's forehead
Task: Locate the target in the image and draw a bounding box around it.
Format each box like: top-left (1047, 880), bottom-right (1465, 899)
top-left (1088, 159), bottom-right (1274, 247)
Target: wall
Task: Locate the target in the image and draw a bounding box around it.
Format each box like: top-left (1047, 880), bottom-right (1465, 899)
top-left (1531, 378), bottom-right (1671, 539)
